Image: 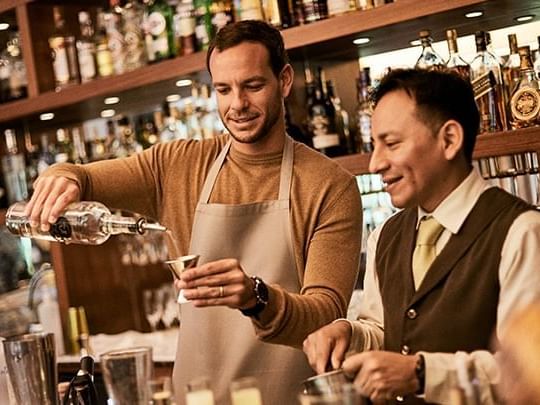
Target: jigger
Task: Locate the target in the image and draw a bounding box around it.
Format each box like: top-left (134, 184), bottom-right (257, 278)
top-left (165, 254), bottom-right (200, 303)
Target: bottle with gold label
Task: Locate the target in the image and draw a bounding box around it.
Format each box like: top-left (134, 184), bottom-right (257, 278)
top-left (445, 29), bottom-right (470, 80)
top-left (510, 46), bottom-right (540, 129)
top-left (95, 9), bottom-right (114, 77)
top-left (49, 6), bottom-right (80, 90)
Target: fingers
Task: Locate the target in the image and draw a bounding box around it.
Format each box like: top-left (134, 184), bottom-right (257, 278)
top-left (181, 258), bottom-right (241, 283)
top-left (303, 322), bottom-right (352, 375)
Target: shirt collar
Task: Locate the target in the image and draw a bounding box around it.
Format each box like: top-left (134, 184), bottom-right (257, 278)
top-left (417, 168), bottom-right (492, 234)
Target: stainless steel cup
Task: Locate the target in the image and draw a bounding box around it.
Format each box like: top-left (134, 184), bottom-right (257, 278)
top-left (302, 369), bottom-right (350, 396)
top-left (2, 332), bottom-right (58, 405)
top-left (165, 254), bottom-right (200, 303)
top-left (101, 346), bottom-right (153, 405)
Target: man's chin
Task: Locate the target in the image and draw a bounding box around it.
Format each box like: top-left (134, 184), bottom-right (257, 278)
top-left (228, 130), bottom-right (265, 144)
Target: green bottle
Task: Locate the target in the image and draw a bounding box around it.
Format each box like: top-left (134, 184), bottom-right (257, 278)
top-left (147, 0), bottom-right (177, 60)
top-left (194, 0), bottom-right (213, 51)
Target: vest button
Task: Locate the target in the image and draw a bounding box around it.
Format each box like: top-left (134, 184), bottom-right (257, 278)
top-left (401, 345), bottom-right (410, 355)
top-left (407, 308), bottom-right (417, 319)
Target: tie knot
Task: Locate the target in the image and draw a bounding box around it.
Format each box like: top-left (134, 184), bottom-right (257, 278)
top-left (416, 216), bottom-right (444, 246)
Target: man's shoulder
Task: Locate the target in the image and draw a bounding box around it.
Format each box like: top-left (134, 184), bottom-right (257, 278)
top-left (293, 142), bottom-right (355, 182)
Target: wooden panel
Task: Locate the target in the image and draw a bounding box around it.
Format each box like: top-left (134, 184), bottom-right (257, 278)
top-left (334, 152), bottom-right (371, 175)
top-left (0, 0), bottom-right (32, 14)
top-left (15, 4), bottom-right (39, 97)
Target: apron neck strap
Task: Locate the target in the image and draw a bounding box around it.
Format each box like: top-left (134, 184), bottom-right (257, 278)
top-left (198, 136), bottom-right (294, 204)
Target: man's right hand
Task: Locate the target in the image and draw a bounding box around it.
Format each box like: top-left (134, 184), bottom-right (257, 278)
top-left (24, 176), bottom-right (81, 231)
top-left (302, 320), bottom-right (352, 374)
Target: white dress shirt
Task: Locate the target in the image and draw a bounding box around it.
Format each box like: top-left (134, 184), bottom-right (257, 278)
top-left (348, 168), bottom-right (540, 404)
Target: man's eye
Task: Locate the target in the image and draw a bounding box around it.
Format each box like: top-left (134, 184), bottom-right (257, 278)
top-left (246, 84), bottom-right (264, 91)
top-left (215, 88), bottom-right (229, 95)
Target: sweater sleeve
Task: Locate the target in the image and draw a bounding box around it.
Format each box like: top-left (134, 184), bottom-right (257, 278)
top-left (252, 176), bottom-right (363, 348)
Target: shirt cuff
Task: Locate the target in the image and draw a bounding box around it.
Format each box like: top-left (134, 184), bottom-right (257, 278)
top-left (332, 318), bottom-right (365, 353)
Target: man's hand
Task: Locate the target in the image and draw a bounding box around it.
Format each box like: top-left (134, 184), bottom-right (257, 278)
top-left (302, 320), bottom-right (352, 374)
top-left (24, 176), bottom-right (81, 231)
top-left (175, 258), bottom-right (256, 309)
top-left (342, 351), bottom-right (420, 402)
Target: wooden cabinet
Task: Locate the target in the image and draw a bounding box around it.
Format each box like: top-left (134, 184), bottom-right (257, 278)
top-left (0, 0), bottom-right (539, 333)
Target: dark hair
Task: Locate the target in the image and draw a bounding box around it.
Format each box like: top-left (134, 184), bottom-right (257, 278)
top-left (372, 68), bottom-right (480, 163)
top-left (206, 20), bottom-right (289, 78)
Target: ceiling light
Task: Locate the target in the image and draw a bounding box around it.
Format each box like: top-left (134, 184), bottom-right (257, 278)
top-left (100, 109), bottom-right (116, 118)
top-left (353, 37), bottom-right (370, 45)
top-left (175, 79), bottom-right (192, 87)
top-left (465, 11), bottom-right (483, 18)
top-left (515, 14), bottom-right (534, 22)
top-left (409, 39), bottom-right (422, 46)
top-left (166, 94), bottom-right (181, 102)
top-left (0, 23), bottom-right (9, 31)
top-left (104, 96), bottom-right (120, 105)
top-left (39, 112), bottom-right (55, 121)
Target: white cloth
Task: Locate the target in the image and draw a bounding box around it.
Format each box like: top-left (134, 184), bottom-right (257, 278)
top-left (347, 168), bottom-right (540, 404)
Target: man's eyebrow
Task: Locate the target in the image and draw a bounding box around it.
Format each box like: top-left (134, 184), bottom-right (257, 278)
top-left (213, 76), bottom-right (268, 87)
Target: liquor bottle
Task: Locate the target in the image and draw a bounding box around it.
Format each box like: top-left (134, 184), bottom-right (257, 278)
top-left (0, 46), bottom-right (10, 103)
top-left (503, 34), bottom-right (521, 98)
top-left (175, 0), bottom-right (197, 55)
top-left (6, 32), bottom-right (28, 100)
top-left (160, 102), bottom-right (182, 142)
top-left (71, 127), bottom-right (89, 164)
top-left (327, 0), bottom-right (354, 17)
top-left (194, 0), bottom-right (213, 51)
top-left (239, 0), bottom-right (265, 21)
top-left (445, 29), bottom-right (470, 80)
top-left (301, 0), bottom-right (327, 23)
top-left (122, 0), bottom-right (147, 71)
top-left (356, 67), bottom-right (373, 154)
top-left (37, 134), bottom-right (55, 175)
top-left (77, 11), bottom-right (98, 83)
top-left (138, 115), bottom-right (160, 148)
top-left (200, 84), bottom-right (218, 139)
top-left (95, 9), bottom-right (115, 77)
top-left (54, 128), bottom-right (73, 164)
top-left (6, 201), bottom-right (167, 245)
top-left (308, 67), bottom-right (342, 157)
top-left (415, 29), bottom-right (445, 70)
top-left (147, 0), bottom-right (177, 61)
top-left (276, 0), bottom-right (297, 28)
top-left (1, 129), bottom-right (28, 204)
top-left (105, 0), bottom-right (126, 75)
top-left (24, 129), bottom-right (39, 195)
top-left (326, 80), bottom-right (354, 154)
top-left (534, 36), bottom-right (540, 80)
top-left (115, 116), bottom-right (143, 157)
top-left (470, 31), bottom-right (508, 133)
top-left (49, 6), bottom-right (80, 90)
top-left (210, 0), bottom-right (234, 34)
top-left (62, 356), bottom-right (98, 405)
top-left (510, 46), bottom-right (540, 129)
top-left (285, 102), bottom-right (311, 147)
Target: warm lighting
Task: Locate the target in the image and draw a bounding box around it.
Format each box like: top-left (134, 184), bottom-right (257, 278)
top-left (39, 113), bottom-right (55, 121)
top-left (166, 94), bottom-right (181, 102)
top-left (409, 39), bottom-right (422, 47)
top-left (100, 109), bottom-right (116, 118)
top-left (515, 15), bottom-right (534, 22)
top-left (465, 11), bottom-right (483, 18)
top-left (353, 37), bottom-right (371, 45)
top-left (0, 23), bottom-right (9, 31)
top-left (175, 79), bottom-right (192, 87)
top-left (104, 96), bottom-right (120, 105)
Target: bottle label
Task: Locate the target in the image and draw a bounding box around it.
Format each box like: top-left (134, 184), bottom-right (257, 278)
top-left (96, 47), bottom-right (114, 77)
top-left (511, 87), bottom-right (540, 123)
top-left (50, 217), bottom-right (72, 241)
top-left (313, 133), bottom-right (340, 149)
top-left (179, 16), bottom-right (196, 37)
top-left (77, 44), bottom-right (96, 81)
top-left (148, 12), bottom-right (167, 36)
top-left (49, 38), bottom-right (70, 84)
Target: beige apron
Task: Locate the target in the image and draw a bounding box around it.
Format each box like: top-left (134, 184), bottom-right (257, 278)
top-left (172, 135), bottom-right (314, 404)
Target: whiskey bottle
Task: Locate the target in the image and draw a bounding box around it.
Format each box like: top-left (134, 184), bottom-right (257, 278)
top-left (239, 0), bottom-right (265, 21)
top-left (76, 11), bottom-right (98, 83)
top-left (49, 6), bottom-right (80, 90)
top-left (95, 9), bottom-right (115, 77)
top-left (147, 0), bottom-right (177, 60)
top-left (176, 0), bottom-right (197, 55)
top-left (122, 0), bottom-right (147, 71)
top-left (37, 134), bottom-right (55, 175)
top-left (6, 201), bottom-right (167, 245)
top-left (510, 46), bottom-right (540, 129)
top-left (470, 31), bottom-right (508, 132)
top-left (503, 34), bottom-right (521, 98)
top-left (6, 32), bottom-right (28, 100)
top-left (356, 67), bottom-right (373, 153)
top-left (1, 129), bottom-right (28, 204)
top-left (445, 29), bottom-right (470, 80)
top-left (415, 29), bottom-right (445, 70)
top-left (54, 128), bottom-right (73, 164)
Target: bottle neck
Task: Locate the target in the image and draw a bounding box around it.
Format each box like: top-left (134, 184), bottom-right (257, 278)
top-left (101, 215), bottom-right (167, 235)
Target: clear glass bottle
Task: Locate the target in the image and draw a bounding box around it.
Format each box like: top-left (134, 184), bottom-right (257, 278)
top-left (326, 80), bottom-right (354, 154)
top-left (510, 46), bottom-right (540, 129)
top-left (503, 34), bottom-right (521, 98)
top-left (95, 9), bottom-right (115, 78)
top-left (356, 67), bottom-right (373, 154)
top-left (105, 0), bottom-right (126, 75)
top-left (49, 6), bottom-right (80, 90)
top-left (6, 32), bottom-right (28, 100)
top-left (147, 0), bottom-right (177, 61)
top-left (77, 11), bottom-right (98, 83)
top-left (470, 31), bottom-right (508, 132)
top-left (37, 133), bottom-right (55, 175)
top-left (415, 29), bottom-right (445, 70)
top-left (6, 201), bottom-right (167, 245)
top-left (1, 129), bottom-right (28, 205)
top-left (0, 45), bottom-right (10, 103)
top-left (175, 0), bottom-right (197, 56)
top-left (122, 0), bottom-right (147, 71)
top-left (240, 0), bottom-right (265, 21)
top-left (54, 128), bottom-right (73, 164)
top-left (445, 29), bottom-right (470, 80)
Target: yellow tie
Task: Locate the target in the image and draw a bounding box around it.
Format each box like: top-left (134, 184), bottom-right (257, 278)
top-left (412, 216), bottom-right (444, 290)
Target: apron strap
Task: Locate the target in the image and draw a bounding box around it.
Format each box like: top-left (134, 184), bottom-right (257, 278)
top-left (199, 135), bottom-right (294, 204)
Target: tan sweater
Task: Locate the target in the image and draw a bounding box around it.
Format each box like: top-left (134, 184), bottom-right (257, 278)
top-left (47, 135), bottom-right (362, 347)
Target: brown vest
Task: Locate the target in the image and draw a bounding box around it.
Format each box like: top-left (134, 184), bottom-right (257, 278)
top-left (376, 188), bottom-right (532, 404)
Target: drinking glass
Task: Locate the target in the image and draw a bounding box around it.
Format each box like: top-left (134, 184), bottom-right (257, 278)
top-left (230, 376), bottom-right (263, 405)
top-left (186, 376), bottom-right (215, 405)
top-left (298, 384), bottom-right (365, 405)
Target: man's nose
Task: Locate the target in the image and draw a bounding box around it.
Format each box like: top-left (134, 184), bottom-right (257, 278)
top-left (368, 146), bottom-right (387, 174)
top-left (231, 90), bottom-right (248, 111)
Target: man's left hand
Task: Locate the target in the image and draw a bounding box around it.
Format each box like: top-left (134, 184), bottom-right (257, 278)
top-left (342, 351), bottom-right (420, 402)
top-left (176, 258), bottom-right (256, 309)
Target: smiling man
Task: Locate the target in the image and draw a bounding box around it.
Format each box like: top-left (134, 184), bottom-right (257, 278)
top-left (25, 21), bottom-right (362, 404)
top-left (303, 69), bottom-right (540, 404)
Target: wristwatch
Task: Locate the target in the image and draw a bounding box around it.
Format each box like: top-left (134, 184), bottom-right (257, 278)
top-left (415, 354), bottom-right (426, 395)
top-left (240, 276), bottom-right (268, 319)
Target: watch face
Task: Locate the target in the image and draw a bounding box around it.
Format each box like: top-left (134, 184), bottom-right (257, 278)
top-left (254, 276), bottom-right (269, 304)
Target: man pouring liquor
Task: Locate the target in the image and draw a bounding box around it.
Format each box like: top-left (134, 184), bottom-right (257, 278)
top-left (25, 21), bottom-right (362, 404)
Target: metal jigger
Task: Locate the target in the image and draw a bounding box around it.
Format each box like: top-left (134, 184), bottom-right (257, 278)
top-left (165, 255), bottom-right (200, 304)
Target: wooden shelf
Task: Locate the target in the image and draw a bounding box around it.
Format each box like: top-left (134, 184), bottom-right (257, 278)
top-left (335, 127), bottom-right (540, 175)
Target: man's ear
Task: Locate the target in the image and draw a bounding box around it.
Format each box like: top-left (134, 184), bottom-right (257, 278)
top-left (439, 120), bottom-right (464, 161)
top-left (280, 64), bottom-right (294, 98)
